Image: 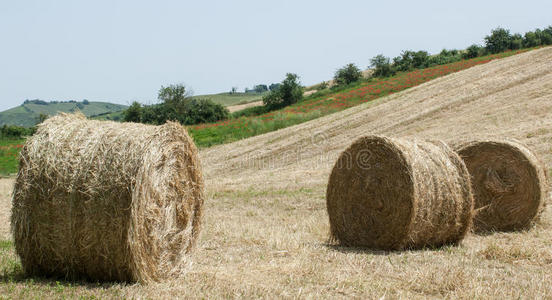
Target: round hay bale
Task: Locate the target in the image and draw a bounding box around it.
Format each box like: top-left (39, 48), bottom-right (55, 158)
top-left (326, 136), bottom-right (473, 250)
top-left (11, 113), bottom-right (204, 282)
top-left (455, 140), bottom-right (547, 232)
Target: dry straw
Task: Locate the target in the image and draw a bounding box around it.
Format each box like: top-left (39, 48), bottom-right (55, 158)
top-left (455, 139), bottom-right (547, 232)
top-left (326, 136), bottom-right (473, 250)
top-left (11, 113), bottom-right (204, 282)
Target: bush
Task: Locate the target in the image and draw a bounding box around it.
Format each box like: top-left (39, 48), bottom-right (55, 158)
top-left (523, 31), bottom-right (541, 48)
top-left (462, 44), bottom-right (482, 59)
top-left (334, 63), bottom-right (362, 85)
top-left (1, 125), bottom-right (33, 138)
top-left (485, 27), bottom-right (512, 54)
top-left (370, 55), bottom-right (395, 77)
top-left (123, 101), bottom-right (143, 123)
top-left (126, 84), bottom-right (229, 126)
top-left (263, 73), bottom-right (303, 111)
top-left (182, 98), bottom-right (229, 125)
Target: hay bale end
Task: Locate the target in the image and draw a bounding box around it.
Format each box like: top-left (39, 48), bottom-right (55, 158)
top-left (326, 136), bottom-right (473, 250)
top-left (11, 113), bottom-right (204, 282)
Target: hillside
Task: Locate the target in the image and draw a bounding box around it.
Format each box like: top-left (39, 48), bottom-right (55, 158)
top-left (191, 46), bottom-right (552, 298)
top-left (193, 92), bottom-right (267, 106)
top-left (0, 100), bottom-right (127, 127)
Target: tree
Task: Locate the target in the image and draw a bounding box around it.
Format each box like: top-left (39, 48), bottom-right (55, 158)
top-left (123, 101), bottom-right (143, 122)
top-left (510, 33), bottom-right (523, 50)
top-left (230, 87), bottom-right (237, 94)
top-left (334, 63), bottom-right (362, 85)
top-left (180, 99), bottom-right (229, 125)
top-left (370, 55), bottom-right (395, 77)
top-left (254, 84), bottom-right (268, 93)
top-left (523, 31), bottom-right (541, 48)
top-left (485, 27), bottom-right (512, 54)
top-left (412, 51), bottom-right (429, 69)
top-left (263, 73), bottom-right (303, 110)
top-left (269, 83), bottom-right (281, 91)
top-left (462, 44), bottom-right (482, 59)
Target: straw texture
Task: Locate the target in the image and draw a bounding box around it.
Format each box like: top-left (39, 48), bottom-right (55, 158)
top-left (455, 139), bottom-right (547, 232)
top-left (11, 113), bottom-right (204, 282)
top-left (326, 136), bottom-right (473, 250)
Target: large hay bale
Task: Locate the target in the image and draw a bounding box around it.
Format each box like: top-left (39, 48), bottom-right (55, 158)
top-left (11, 113), bottom-right (204, 282)
top-left (455, 140), bottom-right (547, 232)
top-left (326, 136), bottom-right (473, 250)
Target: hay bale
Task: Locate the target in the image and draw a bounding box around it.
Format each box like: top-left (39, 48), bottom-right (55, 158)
top-left (326, 136), bottom-right (473, 250)
top-left (455, 140), bottom-right (547, 232)
top-left (11, 113), bottom-right (204, 282)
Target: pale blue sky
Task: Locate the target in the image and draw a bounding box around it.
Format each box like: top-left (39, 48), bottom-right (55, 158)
top-left (1, 0), bottom-right (550, 111)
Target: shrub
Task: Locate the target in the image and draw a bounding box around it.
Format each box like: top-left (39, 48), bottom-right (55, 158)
top-left (523, 31), bottom-right (541, 48)
top-left (128, 84), bottom-right (229, 125)
top-left (509, 34), bottom-right (523, 50)
top-left (123, 101), bottom-right (143, 123)
top-left (485, 27), bottom-right (512, 54)
top-left (334, 63), bottom-right (362, 85)
top-left (0, 125), bottom-right (33, 138)
top-left (370, 55), bottom-right (395, 77)
top-left (182, 98), bottom-right (229, 125)
top-left (263, 73), bottom-right (303, 111)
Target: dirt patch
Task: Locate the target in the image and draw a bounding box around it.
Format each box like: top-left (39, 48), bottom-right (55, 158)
top-left (0, 178), bottom-right (14, 240)
top-left (227, 100), bottom-right (264, 113)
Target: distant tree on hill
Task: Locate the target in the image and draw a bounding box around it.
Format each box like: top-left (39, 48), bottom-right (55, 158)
top-left (123, 101), bottom-right (143, 123)
top-left (370, 55), bottom-right (395, 77)
top-left (263, 73), bottom-right (303, 110)
top-left (230, 87), bottom-right (238, 94)
top-left (462, 44), bottom-right (482, 59)
top-left (523, 31), bottom-right (541, 48)
top-left (254, 84), bottom-right (268, 93)
top-left (269, 83), bottom-right (281, 91)
top-left (82, 99), bottom-right (90, 105)
top-left (334, 63), bottom-right (362, 85)
top-left (485, 27), bottom-right (512, 54)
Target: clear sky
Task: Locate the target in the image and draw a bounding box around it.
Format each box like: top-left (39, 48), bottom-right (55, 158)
top-left (0, 0), bottom-right (550, 111)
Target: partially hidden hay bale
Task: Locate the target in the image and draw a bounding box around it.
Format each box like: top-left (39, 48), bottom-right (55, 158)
top-left (326, 136), bottom-right (473, 250)
top-left (455, 139), bottom-right (547, 232)
top-left (11, 113), bottom-right (204, 283)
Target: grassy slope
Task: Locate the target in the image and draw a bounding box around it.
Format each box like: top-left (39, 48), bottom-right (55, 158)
top-left (0, 101), bottom-right (127, 127)
top-left (0, 139), bottom-right (24, 176)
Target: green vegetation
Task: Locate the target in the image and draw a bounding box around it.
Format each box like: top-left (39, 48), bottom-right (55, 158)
top-left (334, 63), bottom-right (363, 86)
top-left (0, 138), bottom-right (24, 176)
top-left (262, 73), bottom-right (303, 111)
top-left (370, 25), bottom-right (552, 78)
top-left (0, 100), bottom-right (127, 127)
top-left (123, 84), bottom-right (229, 125)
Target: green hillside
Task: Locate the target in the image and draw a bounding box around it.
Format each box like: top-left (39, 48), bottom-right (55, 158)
top-left (192, 92), bottom-right (267, 106)
top-left (0, 100), bottom-right (127, 127)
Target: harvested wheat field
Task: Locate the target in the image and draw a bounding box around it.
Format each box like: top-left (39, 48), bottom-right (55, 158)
top-left (1, 47), bottom-right (552, 298)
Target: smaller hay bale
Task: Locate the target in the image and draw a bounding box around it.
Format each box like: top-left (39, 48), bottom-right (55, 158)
top-left (11, 113), bottom-right (204, 282)
top-left (455, 139), bottom-right (547, 232)
top-left (326, 136), bottom-right (474, 250)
